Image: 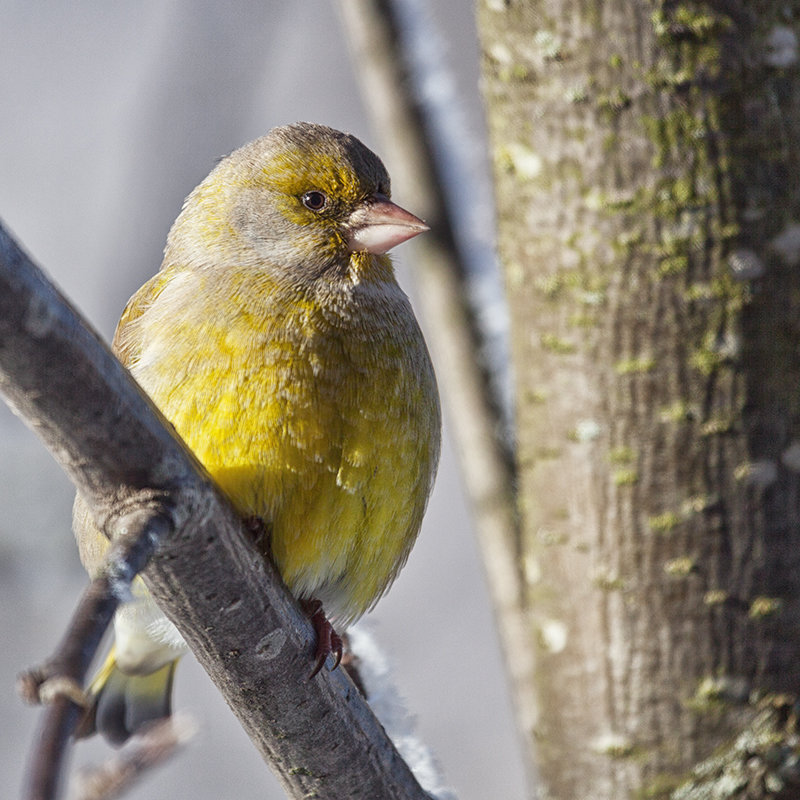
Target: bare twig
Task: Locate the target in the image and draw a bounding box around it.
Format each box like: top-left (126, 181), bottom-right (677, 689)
top-left (337, 0), bottom-right (532, 749)
top-left (18, 510), bottom-right (173, 800)
top-left (68, 714), bottom-right (197, 800)
top-left (0, 218), bottom-right (439, 800)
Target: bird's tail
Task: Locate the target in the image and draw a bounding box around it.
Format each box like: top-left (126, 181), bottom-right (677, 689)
top-left (75, 645), bottom-right (178, 746)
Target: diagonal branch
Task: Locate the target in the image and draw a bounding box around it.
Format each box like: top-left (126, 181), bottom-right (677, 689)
top-left (0, 220), bottom-right (438, 800)
top-left (18, 510), bottom-right (173, 800)
top-left (337, 0), bottom-right (531, 768)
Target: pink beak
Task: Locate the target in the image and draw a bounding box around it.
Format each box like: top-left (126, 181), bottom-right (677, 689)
top-left (346, 194), bottom-right (429, 254)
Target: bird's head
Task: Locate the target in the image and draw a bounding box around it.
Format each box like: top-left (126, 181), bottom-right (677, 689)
top-left (166, 122), bottom-right (428, 285)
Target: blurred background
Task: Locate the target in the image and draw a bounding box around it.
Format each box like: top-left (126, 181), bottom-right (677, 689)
top-left (0, 3), bottom-right (525, 798)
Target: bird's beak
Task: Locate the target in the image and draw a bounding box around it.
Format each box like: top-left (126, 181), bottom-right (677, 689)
top-left (345, 194), bottom-right (429, 254)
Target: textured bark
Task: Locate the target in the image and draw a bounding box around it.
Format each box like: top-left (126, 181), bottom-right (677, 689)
top-left (478, 2), bottom-right (800, 798)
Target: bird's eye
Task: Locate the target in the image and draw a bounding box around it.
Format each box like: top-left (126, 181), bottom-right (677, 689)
top-left (301, 191), bottom-right (328, 211)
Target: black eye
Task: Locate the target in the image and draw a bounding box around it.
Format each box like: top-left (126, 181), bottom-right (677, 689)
top-left (301, 191), bottom-right (327, 211)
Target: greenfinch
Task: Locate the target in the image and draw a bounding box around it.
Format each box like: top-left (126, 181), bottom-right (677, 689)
top-left (73, 122), bottom-right (441, 745)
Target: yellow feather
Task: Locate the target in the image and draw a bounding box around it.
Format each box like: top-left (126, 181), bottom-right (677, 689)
top-left (75, 123), bottom-right (440, 742)
top-left (121, 260), bottom-right (438, 624)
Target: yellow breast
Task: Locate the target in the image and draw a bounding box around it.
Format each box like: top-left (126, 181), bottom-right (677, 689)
top-left (118, 261), bottom-right (440, 625)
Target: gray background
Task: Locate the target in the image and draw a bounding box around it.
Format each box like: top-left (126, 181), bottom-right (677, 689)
top-left (0, 3), bottom-right (526, 798)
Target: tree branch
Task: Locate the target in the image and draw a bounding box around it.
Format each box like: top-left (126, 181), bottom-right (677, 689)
top-left (338, 0), bottom-right (532, 771)
top-left (69, 714), bottom-right (197, 800)
top-left (1, 220), bottom-right (438, 799)
top-left (18, 510), bottom-right (174, 800)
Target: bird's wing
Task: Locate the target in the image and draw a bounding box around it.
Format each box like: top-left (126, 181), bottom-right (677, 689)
top-left (112, 268), bottom-right (174, 366)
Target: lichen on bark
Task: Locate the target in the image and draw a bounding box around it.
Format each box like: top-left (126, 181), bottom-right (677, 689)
top-left (478, 1), bottom-right (800, 797)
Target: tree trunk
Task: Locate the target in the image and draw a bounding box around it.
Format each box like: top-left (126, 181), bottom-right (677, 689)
top-left (478, 1), bottom-right (800, 797)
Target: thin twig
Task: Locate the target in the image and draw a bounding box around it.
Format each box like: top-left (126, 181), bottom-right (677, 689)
top-left (337, 0), bottom-right (531, 727)
top-left (18, 510), bottom-right (174, 800)
top-left (68, 714), bottom-right (197, 800)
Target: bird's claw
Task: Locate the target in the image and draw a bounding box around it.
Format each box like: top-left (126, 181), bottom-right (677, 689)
top-left (243, 515), bottom-right (270, 548)
top-left (17, 667), bottom-right (89, 708)
top-left (302, 599), bottom-right (343, 679)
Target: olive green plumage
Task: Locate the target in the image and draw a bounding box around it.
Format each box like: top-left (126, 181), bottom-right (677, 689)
top-left (74, 122), bottom-right (441, 744)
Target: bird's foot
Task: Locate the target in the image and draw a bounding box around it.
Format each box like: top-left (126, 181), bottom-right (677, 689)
top-left (17, 666), bottom-right (89, 708)
top-left (242, 515), bottom-right (270, 549)
top-left (301, 599), bottom-right (343, 679)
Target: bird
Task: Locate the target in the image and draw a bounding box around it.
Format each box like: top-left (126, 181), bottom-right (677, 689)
top-left (72, 122), bottom-right (441, 745)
